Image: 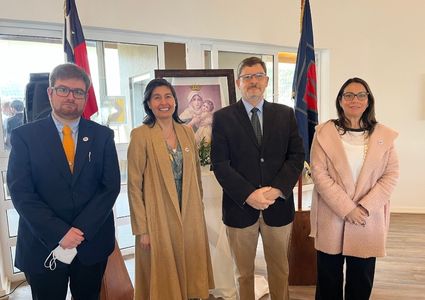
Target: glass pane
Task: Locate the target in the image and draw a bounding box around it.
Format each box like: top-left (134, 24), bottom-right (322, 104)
top-left (218, 51), bottom-right (274, 102)
top-left (100, 42), bottom-right (158, 143)
top-left (278, 62), bottom-right (296, 107)
top-left (117, 223), bottom-right (134, 249)
top-left (10, 246), bottom-right (20, 274)
top-left (6, 208), bottom-right (19, 237)
top-left (262, 55), bottom-right (274, 102)
top-left (86, 40), bottom-right (100, 115)
top-left (115, 186), bottom-right (129, 218)
top-left (0, 36), bottom-right (63, 151)
top-left (1, 171), bottom-right (10, 201)
top-left (119, 158), bottom-right (127, 184)
top-left (204, 50), bottom-right (212, 69)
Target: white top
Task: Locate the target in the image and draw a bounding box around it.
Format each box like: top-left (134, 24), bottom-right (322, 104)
top-left (340, 130), bottom-right (368, 183)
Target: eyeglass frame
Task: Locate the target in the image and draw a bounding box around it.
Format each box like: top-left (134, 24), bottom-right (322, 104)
top-left (50, 86), bottom-right (87, 100)
top-left (341, 92), bottom-right (369, 102)
top-left (238, 72), bottom-right (268, 81)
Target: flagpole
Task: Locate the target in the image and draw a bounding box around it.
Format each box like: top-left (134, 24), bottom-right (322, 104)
top-left (289, 0), bottom-right (317, 286)
top-left (298, 176), bottom-right (302, 211)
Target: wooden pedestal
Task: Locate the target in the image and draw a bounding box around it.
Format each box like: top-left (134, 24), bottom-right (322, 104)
top-left (100, 240), bottom-right (134, 300)
top-left (288, 210), bottom-right (317, 285)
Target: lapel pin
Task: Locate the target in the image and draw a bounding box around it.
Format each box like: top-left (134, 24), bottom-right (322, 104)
top-left (83, 137), bottom-right (89, 142)
top-left (185, 147), bottom-right (190, 152)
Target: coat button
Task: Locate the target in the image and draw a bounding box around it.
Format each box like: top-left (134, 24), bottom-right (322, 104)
top-left (260, 158), bottom-right (265, 163)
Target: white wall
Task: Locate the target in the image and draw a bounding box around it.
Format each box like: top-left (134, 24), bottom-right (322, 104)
top-left (1, 0), bottom-right (424, 212)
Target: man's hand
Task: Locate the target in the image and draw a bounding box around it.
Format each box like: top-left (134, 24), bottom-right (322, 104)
top-left (345, 206), bottom-right (369, 226)
top-left (246, 187), bottom-right (276, 210)
top-left (59, 227), bottom-right (84, 249)
top-left (263, 187), bottom-right (282, 201)
top-left (140, 234), bottom-right (150, 250)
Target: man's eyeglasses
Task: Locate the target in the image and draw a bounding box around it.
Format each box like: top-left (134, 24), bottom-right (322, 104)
top-left (52, 86), bottom-right (87, 99)
top-left (239, 73), bottom-right (268, 81)
top-left (342, 92), bottom-right (369, 102)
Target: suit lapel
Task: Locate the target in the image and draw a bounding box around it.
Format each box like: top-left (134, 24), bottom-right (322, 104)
top-left (72, 119), bottom-right (93, 185)
top-left (40, 116), bottom-right (73, 184)
top-left (234, 100), bottom-right (261, 148)
top-left (354, 125), bottom-right (397, 198)
top-left (261, 101), bottom-right (274, 149)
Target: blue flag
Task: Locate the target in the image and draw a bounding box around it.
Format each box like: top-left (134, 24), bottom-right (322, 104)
top-left (292, 0), bottom-right (318, 163)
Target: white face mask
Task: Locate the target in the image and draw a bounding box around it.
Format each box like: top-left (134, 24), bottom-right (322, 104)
top-left (44, 246), bottom-right (77, 270)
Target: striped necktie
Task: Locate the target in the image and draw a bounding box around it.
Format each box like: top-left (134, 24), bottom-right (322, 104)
top-left (250, 107), bottom-right (262, 145)
top-left (62, 125), bottom-right (75, 172)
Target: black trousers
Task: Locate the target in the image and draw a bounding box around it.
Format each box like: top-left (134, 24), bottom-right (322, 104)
top-left (315, 251), bottom-right (376, 300)
top-left (25, 257), bottom-right (107, 300)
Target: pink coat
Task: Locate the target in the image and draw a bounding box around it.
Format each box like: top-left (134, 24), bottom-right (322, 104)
top-left (309, 121), bottom-right (399, 258)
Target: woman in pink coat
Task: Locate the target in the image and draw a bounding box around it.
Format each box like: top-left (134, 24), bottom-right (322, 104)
top-left (310, 78), bottom-right (399, 299)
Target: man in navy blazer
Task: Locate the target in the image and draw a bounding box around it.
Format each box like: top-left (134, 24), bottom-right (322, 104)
top-left (7, 63), bottom-right (120, 300)
top-left (211, 57), bottom-right (305, 300)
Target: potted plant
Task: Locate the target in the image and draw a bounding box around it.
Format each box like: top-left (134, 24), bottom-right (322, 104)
top-left (198, 137), bottom-right (211, 168)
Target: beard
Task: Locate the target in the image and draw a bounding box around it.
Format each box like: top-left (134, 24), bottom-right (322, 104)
top-left (53, 102), bottom-right (85, 120)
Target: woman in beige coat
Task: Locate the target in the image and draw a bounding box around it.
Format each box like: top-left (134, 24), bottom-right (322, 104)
top-left (127, 79), bottom-right (214, 299)
top-left (310, 78), bottom-right (399, 299)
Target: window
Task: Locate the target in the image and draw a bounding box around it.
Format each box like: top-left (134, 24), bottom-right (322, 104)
top-left (0, 37), bottom-right (64, 151)
top-left (95, 41), bottom-right (158, 143)
top-left (277, 52), bottom-right (297, 107)
top-left (0, 36), bottom-right (159, 147)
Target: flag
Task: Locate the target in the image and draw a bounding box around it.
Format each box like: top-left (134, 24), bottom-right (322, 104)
top-left (292, 0), bottom-right (318, 163)
top-left (64, 0), bottom-right (98, 119)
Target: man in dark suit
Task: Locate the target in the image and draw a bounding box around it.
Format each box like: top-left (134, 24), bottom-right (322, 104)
top-left (211, 57), bottom-right (305, 300)
top-left (7, 63), bottom-right (120, 300)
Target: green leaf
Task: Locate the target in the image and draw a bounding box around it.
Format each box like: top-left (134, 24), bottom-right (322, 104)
top-left (198, 136), bottom-right (211, 166)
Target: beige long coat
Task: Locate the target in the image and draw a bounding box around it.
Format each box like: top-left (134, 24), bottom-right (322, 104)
top-left (127, 122), bottom-right (214, 300)
top-left (310, 121), bottom-right (399, 258)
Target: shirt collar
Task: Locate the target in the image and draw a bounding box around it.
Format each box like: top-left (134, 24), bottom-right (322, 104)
top-left (241, 99), bottom-right (264, 115)
top-left (51, 114), bottom-right (80, 134)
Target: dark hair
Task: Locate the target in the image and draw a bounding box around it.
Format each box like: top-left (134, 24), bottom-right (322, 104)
top-left (237, 57), bottom-right (267, 77)
top-left (334, 77), bottom-right (377, 135)
top-left (49, 63), bottom-right (91, 91)
top-left (142, 78), bottom-right (184, 126)
top-left (10, 100), bottom-right (24, 112)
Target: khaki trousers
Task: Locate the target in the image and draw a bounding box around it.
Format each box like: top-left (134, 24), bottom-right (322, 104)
top-left (226, 214), bottom-right (292, 300)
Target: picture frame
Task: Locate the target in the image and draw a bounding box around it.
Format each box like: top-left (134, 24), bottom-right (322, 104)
top-left (155, 69), bottom-right (236, 145)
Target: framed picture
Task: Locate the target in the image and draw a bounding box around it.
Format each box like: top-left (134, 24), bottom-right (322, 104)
top-left (155, 69), bottom-right (236, 145)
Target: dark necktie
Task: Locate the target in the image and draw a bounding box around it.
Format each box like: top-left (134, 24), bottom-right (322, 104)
top-left (250, 107), bottom-right (262, 145)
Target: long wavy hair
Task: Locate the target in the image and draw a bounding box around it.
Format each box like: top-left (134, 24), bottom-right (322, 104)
top-left (334, 77), bottom-right (377, 135)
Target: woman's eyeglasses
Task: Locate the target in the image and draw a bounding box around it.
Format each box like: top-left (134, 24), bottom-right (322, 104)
top-left (342, 92), bottom-right (369, 102)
